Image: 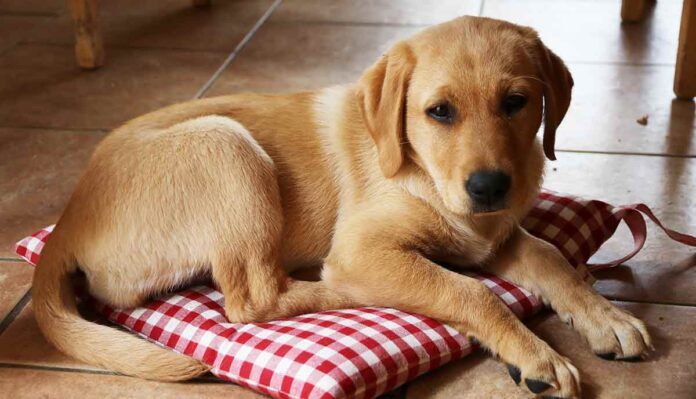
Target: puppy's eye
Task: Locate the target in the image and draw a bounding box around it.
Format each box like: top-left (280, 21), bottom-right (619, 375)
top-left (427, 104), bottom-right (454, 123)
top-left (502, 94), bottom-right (528, 117)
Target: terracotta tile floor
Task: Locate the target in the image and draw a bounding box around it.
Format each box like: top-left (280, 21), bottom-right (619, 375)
top-left (0, 0), bottom-right (694, 398)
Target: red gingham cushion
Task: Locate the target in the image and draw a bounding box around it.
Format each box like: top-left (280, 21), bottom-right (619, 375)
top-left (15, 190), bottom-right (696, 399)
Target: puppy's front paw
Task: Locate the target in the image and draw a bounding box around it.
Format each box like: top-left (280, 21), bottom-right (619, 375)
top-left (505, 344), bottom-right (581, 398)
top-left (560, 300), bottom-right (652, 361)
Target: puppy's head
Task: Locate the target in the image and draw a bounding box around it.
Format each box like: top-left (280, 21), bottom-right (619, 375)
top-left (357, 17), bottom-right (573, 219)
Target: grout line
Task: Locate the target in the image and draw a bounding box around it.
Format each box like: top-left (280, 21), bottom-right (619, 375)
top-left (0, 257), bottom-right (25, 262)
top-left (0, 363), bottom-right (118, 376)
top-left (0, 290), bottom-right (32, 336)
top-left (609, 297), bottom-right (696, 308)
top-left (103, 45), bottom-right (229, 55)
top-left (193, 0), bottom-right (283, 99)
top-left (0, 10), bottom-right (59, 17)
top-left (270, 19), bottom-right (433, 28)
top-left (16, 40), bottom-right (230, 56)
top-left (555, 149), bottom-right (696, 159)
top-left (478, 0), bottom-right (486, 16)
top-left (11, 40), bottom-right (678, 69)
top-left (0, 124), bottom-right (109, 133)
top-left (0, 363), bottom-right (227, 383)
top-left (1, 17), bottom-right (678, 70)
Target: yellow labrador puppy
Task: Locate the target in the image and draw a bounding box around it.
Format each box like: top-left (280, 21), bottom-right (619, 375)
top-left (33, 16), bottom-right (651, 398)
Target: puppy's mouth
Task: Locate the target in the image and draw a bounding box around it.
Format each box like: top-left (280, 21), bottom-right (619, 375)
top-left (471, 203), bottom-right (508, 215)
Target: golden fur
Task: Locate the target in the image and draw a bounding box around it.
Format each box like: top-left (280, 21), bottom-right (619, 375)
top-left (32, 17), bottom-right (651, 397)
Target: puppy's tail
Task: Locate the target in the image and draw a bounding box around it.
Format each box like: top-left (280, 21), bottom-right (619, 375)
top-left (32, 230), bottom-right (210, 381)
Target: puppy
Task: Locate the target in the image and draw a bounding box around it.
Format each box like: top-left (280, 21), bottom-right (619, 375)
top-left (33, 16), bottom-right (651, 398)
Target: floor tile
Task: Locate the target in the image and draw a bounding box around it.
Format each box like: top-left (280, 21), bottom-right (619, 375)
top-left (482, 0), bottom-right (682, 65)
top-left (26, 0), bottom-right (275, 52)
top-left (408, 351), bottom-right (524, 399)
top-left (205, 22), bottom-right (419, 95)
top-left (0, 262), bottom-right (32, 321)
top-left (0, 14), bottom-right (53, 55)
top-left (271, 0), bottom-right (482, 25)
top-left (0, 0), bottom-right (64, 15)
top-left (0, 127), bottom-right (105, 258)
top-left (559, 64), bottom-right (695, 156)
top-left (0, 44), bottom-right (225, 130)
top-left (0, 302), bottom-right (105, 372)
top-left (544, 152), bottom-right (696, 305)
top-left (406, 302), bottom-right (696, 399)
top-left (0, 367), bottom-right (267, 399)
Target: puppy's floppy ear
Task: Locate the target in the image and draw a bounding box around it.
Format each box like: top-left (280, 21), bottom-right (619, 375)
top-left (356, 42), bottom-right (415, 178)
top-left (535, 41), bottom-right (574, 161)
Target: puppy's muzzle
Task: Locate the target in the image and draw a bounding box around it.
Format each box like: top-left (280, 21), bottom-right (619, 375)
top-left (465, 170), bottom-right (511, 213)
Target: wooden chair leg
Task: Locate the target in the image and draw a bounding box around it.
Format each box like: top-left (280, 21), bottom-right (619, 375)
top-left (68, 0), bottom-right (104, 69)
top-left (621, 0), bottom-right (648, 22)
top-left (675, 0), bottom-right (696, 99)
top-left (192, 0), bottom-right (212, 8)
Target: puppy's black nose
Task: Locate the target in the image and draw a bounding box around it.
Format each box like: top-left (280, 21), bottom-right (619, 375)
top-left (465, 170), bottom-right (511, 209)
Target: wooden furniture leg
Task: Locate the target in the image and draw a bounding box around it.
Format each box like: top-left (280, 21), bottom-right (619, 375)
top-left (675, 0), bottom-right (696, 99)
top-left (68, 0), bottom-right (104, 69)
top-left (621, 0), bottom-right (648, 22)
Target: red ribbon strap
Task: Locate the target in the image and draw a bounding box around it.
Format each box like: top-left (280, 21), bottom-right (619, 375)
top-left (588, 204), bottom-right (696, 272)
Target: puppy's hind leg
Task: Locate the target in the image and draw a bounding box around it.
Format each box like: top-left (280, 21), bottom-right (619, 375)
top-left (203, 118), bottom-right (355, 323)
top-left (210, 193), bottom-right (356, 323)
top-left (213, 250), bottom-right (357, 323)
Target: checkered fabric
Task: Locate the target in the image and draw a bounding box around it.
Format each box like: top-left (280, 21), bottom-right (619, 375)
top-left (14, 224), bottom-right (52, 266)
top-left (15, 190), bottom-right (696, 399)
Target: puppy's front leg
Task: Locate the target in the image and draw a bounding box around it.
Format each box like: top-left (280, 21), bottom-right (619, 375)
top-left (486, 226), bottom-right (652, 362)
top-left (324, 243), bottom-right (581, 398)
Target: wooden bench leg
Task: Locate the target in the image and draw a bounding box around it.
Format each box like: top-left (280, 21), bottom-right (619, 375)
top-left (68, 0), bottom-right (104, 69)
top-left (622, 0), bottom-right (648, 22)
top-left (675, 0), bottom-right (696, 99)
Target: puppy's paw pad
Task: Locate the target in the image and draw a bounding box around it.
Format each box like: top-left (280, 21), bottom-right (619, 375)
top-left (506, 363), bottom-right (521, 385)
top-left (525, 378), bottom-right (552, 394)
top-left (513, 351), bottom-right (579, 397)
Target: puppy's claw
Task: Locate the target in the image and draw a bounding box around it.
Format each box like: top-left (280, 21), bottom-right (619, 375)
top-left (617, 355), bottom-right (643, 362)
top-left (525, 378), bottom-right (552, 394)
top-left (506, 363), bottom-right (521, 385)
top-left (596, 352), bottom-right (616, 361)
top-left (567, 298), bottom-right (652, 364)
top-left (597, 352), bottom-right (644, 362)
